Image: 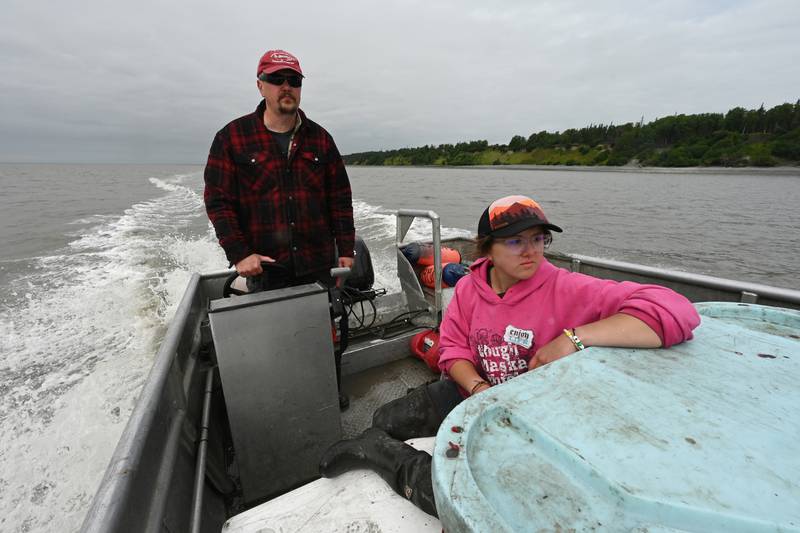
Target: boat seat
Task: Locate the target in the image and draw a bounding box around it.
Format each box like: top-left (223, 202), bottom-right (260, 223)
top-left (222, 437), bottom-right (441, 533)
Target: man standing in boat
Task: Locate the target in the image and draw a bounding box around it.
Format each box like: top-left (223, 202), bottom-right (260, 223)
top-left (204, 49), bottom-right (355, 288)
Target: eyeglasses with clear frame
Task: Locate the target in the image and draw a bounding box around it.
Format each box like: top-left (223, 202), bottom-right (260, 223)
top-left (497, 233), bottom-right (552, 254)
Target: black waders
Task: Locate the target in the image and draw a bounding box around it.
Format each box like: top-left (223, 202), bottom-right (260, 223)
top-left (319, 428), bottom-right (438, 517)
top-left (319, 381), bottom-right (464, 517)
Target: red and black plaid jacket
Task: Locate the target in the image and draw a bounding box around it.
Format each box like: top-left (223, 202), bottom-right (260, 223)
top-left (204, 101), bottom-right (355, 276)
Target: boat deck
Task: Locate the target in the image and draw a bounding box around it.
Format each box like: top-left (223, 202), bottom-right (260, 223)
top-left (340, 356), bottom-right (435, 438)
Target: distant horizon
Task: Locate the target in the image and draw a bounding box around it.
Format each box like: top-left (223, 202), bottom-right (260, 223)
top-left (0, 160), bottom-right (205, 165)
top-left (2, 162), bottom-right (798, 176)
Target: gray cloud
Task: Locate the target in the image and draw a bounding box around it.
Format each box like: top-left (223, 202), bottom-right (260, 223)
top-left (1, 0), bottom-right (797, 163)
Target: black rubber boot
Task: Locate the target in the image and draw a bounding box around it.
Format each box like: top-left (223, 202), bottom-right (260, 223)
top-left (372, 383), bottom-right (442, 440)
top-left (319, 428), bottom-right (437, 517)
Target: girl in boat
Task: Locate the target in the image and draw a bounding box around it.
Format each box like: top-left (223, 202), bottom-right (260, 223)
top-left (320, 194), bottom-right (701, 517)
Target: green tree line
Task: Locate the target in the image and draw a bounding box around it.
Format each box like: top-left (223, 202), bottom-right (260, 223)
top-left (343, 101), bottom-right (800, 167)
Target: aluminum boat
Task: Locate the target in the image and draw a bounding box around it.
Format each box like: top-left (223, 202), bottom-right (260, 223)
top-left (81, 209), bottom-right (800, 533)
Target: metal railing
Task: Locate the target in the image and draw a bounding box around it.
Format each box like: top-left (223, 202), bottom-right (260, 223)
top-left (561, 253), bottom-right (800, 309)
top-left (396, 209), bottom-right (443, 320)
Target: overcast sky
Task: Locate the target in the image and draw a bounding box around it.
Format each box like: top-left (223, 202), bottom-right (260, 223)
top-left (1, 0), bottom-right (798, 163)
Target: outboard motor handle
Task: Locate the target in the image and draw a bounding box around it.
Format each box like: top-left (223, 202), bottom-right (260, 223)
top-left (328, 267), bottom-right (351, 319)
top-left (328, 266), bottom-right (353, 410)
top-left (330, 267), bottom-right (351, 281)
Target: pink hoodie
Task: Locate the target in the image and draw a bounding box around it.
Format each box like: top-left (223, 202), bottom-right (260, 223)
top-left (438, 257), bottom-right (700, 387)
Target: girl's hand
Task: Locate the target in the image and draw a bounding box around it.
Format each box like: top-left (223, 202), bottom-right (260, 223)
top-left (530, 333), bottom-right (578, 370)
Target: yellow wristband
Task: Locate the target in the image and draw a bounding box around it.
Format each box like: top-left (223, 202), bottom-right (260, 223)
top-left (563, 328), bottom-right (585, 350)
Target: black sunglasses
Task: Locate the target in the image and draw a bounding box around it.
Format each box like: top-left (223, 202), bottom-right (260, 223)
top-left (259, 72), bottom-right (303, 88)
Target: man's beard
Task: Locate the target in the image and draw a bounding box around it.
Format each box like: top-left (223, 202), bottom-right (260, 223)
top-left (277, 94), bottom-right (298, 115)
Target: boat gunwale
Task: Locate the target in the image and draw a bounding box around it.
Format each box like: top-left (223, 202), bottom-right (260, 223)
top-left (564, 252), bottom-right (800, 304)
top-left (81, 272), bottom-right (208, 532)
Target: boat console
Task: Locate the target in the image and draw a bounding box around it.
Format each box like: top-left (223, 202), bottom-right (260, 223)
top-left (208, 283), bottom-right (341, 503)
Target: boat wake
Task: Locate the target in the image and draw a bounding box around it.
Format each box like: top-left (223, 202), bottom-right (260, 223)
top-left (0, 171), bottom-right (224, 533)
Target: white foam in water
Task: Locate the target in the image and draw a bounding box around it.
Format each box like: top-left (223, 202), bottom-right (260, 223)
top-left (0, 178), bottom-right (469, 532)
top-left (0, 171), bottom-right (224, 533)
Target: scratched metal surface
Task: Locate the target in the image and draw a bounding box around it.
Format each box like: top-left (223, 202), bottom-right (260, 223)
top-left (340, 356), bottom-right (436, 439)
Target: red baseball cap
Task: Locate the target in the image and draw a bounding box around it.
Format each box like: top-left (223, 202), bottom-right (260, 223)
top-left (257, 50), bottom-right (303, 77)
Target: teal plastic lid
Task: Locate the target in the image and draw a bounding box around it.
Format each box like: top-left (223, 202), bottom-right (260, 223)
top-left (432, 303), bottom-right (800, 532)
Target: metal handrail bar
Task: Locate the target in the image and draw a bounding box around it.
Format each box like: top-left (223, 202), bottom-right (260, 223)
top-left (189, 368), bottom-right (215, 533)
top-left (396, 209), bottom-right (442, 320)
top-left (567, 253), bottom-right (800, 305)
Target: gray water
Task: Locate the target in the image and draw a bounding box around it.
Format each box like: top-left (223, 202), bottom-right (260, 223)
top-left (349, 166), bottom-right (800, 289)
top-left (0, 163), bottom-right (798, 532)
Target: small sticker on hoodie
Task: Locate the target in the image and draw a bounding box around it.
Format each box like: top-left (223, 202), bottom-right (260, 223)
top-left (504, 324), bottom-right (534, 349)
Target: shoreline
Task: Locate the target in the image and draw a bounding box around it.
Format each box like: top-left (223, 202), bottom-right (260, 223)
top-left (2, 161), bottom-right (798, 177)
top-left (345, 164), bottom-right (800, 176)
